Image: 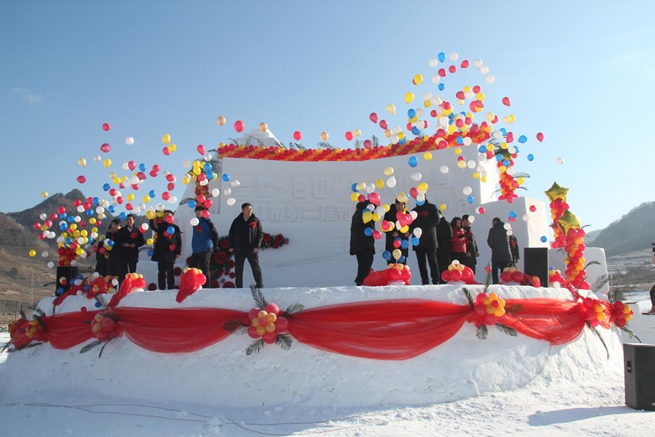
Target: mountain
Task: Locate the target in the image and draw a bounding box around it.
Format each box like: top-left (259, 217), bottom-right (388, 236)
top-left (589, 201), bottom-right (655, 257)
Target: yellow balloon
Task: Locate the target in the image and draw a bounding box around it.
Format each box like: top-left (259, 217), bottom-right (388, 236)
top-left (350, 192), bottom-right (360, 202)
top-left (162, 133), bottom-right (171, 144)
top-left (103, 158), bottom-right (112, 168)
top-left (146, 238), bottom-right (153, 245)
top-left (417, 182), bottom-right (428, 192)
top-left (396, 191), bottom-right (409, 203)
top-left (383, 129), bottom-right (392, 138)
top-left (423, 152), bottom-right (433, 161)
top-left (392, 249), bottom-right (402, 260)
top-left (127, 193), bottom-right (135, 201)
top-left (41, 191), bottom-right (48, 198)
top-left (362, 211), bottom-right (373, 223)
top-left (375, 178), bottom-right (385, 189)
top-left (182, 175), bottom-right (191, 184)
top-left (457, 160), bottom-right (466, 169)
top-left (383, 167), bottom-right (394, 176)
top-left (217, 116), bottom-right (226, 126)
top-left (146, 211), bottom-right (155, 220)
top-left (404, 92), bottom-right (414, 104)
top-left (454, 147), bottom-right (462, 155)
top-left (259, 122), bottom-right (268, 132)
top-left (89, 218), bottom-right (97, 225)
top-left (78, 158), bottom-right (87, 167)
top-left (169, 143), bottom-right (177, 152)
top-left (386, 103), bottom-right (396, 115)
top-left (354, 129), bottom-right (361, 137)
top-left (28, 250), bottom-right (36, 257)
top-left (372, 213), bottom-right (381, 222)
top-left (400, 225), bottom-right (409, 234)
top-left (439, 203), bottom-right (446, 211)
top-left (320, 131), bottom-right (329, 142)
top-left (413, 74), bottom-right (423, 85)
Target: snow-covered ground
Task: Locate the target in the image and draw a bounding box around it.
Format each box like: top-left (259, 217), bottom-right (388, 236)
top-left (0, 290), bottom-right (653, 437)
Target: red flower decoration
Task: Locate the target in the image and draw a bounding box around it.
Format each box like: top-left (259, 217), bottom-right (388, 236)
top-left (91, 310), bottom-right (123, 343)
top-left (250, 222), bottom-right (257, 229)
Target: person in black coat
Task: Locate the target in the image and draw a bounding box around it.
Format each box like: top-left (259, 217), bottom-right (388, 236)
top-left (94, 234), bottom-right (107, 277)
top-left (487, 217), bottom-right (514, 284)
top-left (435, 211), bottom-right (452, 283)
top-left (410, 198), bottom-right (440, 285)
top-left (115, 213), bottom-right (146, 279)
top-left (383, 197), bottom-right (409, 265)
top-left (461, 214), bottom-right (479, 275)
top-left (350, 200), bottom-right (375, 286)
top-left (228, 202), bottom-right (264, 288)
top-left (149, 210), bottom-right (182, 290)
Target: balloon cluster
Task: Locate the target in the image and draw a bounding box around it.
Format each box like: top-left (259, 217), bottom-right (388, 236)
top-left (175, 267), bottom-right (207, 303)
top-left (610, 301), bottom-right (634, 328)
top-left (247, 303), bottom-right (290, 345)
top-left (91, 310), bottom-right (123, 342)
top-left (86, 275), bottom-right (114, 299)
top-left (472, 292), bottom-right (507, 326)
top-left (562, 227), bottom-right (589, 289)
top-left (363, 264), bottom-right (411, 286)
top-left (545, 182), bottom-right (570, 248)
top-left (579, 297), bottom-right (610, 328)
top-left (441, 261), bottom-right (475, 284)
top-left (500, 266), bottom-right (541, 287)
top-left (7, 317), bottom-right (46, 350)
top-left (493, 144), bottom-right (520, 203)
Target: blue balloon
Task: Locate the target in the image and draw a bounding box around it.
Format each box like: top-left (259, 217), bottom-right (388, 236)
top-left (364, 227), bottom-right (373, 237)
top-left (527, 154), bottom-right (534, 161)
top-left (438, 52), bottom-right (445, 62)
top-left (60, 223), bottom-right (67, 231)
top-left (95, 301), bottom-right (102, 308)
top-left (540, 236), bottom-right (547, 243)
top-left (518, 135), bottom-right (527, 143)
top-left (438, 83), bottom-right (445, 91)
top-left (92, 197), bottom-right (100, 206)
top-left (401, 240), bottom-right (409, 249)
top-left (60, 213), bottom-right (67, 219)
top-left (86, 209), bottom-right (94, 216)
top-left (204, 163), bottom-right (212, 172)
top-left (139, 163), bottom-right (146, 172)
top-left (500, 128), bottom-right (507, 136)
top-left (467, 196), bottom-right (474, 204)
top-left (411, 236), bottom-right (420, 246)
top-left (496, 154), bottom-right (503, 162)
top-left (399, 138), bottom-right (406, 145)
top-left (108, 205), bottom-right (116, 214)
top-left (206, 171), bottom-right (215, 180)
top-left (65, 237), bottom-right (73, 245)
top-left (102, 183), bottom-right (110, 191)
top-left (408, 156), bottom-right (418, 167)
top-left (147, 249), bottom-right (154, 257)
top-left (411, 126), bottom-right (420, 135)
top-left (351, 183), bottom-right (358, 192)
top-left (107, 239), bottom-right (114, 247)
top-left (456, 136), bottom-right (464, 144)
top-left (149, 190), bottom-right (156, 198)
top-left (478, 145), bottom-right (486, 153)
top-left (503, 159), bottom-right (510, 167)
top-left (407, 108), bottom-right (416, 118)
top-left (188, 200), bottom-right (197, 209)
top-left (382, 251), bottom-right (391, 261)
top-left (167, 226), bottom-right (176, 235)
top-left (398, 255), bottom-right (406, 263)
top-left (56, 288), bottom-right (64, 296)
top-left (119, 212), bottom-right (127, 220)
top-left (509, 211), bottom-right (517, 218)
top-left (222, 174), bottom-right (230, 182)
top-left (67, 215), bottom-right (75, 223)
top-left (416, 199), bottom-right (425, 206)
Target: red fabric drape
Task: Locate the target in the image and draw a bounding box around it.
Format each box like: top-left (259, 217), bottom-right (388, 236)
top-left (500, 299), bottom-right (586, 345)
top-left (288, 300), bottom-right (471, 360)
top-left (44, 310), bottom-right (99, 349)
top-left (115, 307), bottom-right (248, 353)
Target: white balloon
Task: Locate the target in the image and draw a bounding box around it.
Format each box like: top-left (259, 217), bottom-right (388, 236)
top-left (47, 261), bottom-right (54, 269)
top-left (467, 160), bottom-right (476, 169)
top-left (223, 188), bottom-right (232, 196)
top-left (41, 251), bottom-right (48, 257)
top-left (431, 75), bottom-right (440, 84)
top-left (125, 137), bottom-right (135, 145)
top-left (556, 157), bottom-right (565, 165)
top-left (411, 172), bottom-right (422, 181)
top-left (77, 205), bottom-right (85, 213)
top-left (386, 176), bottom-right (397, 188)
top-left (182, 159), bottom-right (191, 169)
top-left (480, 66), bottom-right (490, 75)
top-left (211, 188), bottom-right (220, 197)
top-left (416, 193), bottom-right (425, 202)
top-left (190, 217), bottom-right (199, 226)
top-left (375, 206), bottom-right (386, 216)
top-left (522, 214), bottom-right (530, 222)
top-left (227, 198), bottom-right (236, 206)
top-left (410, 211), bottom-right (418, 220)
top-left (467, 216), bottom-right (475, 224)
top-left (486, 75), bottom-right (495, 84)
top-left (230, 180), bottom-right (240, 187)
top-left (122, 163), bottom-right (130, 171)
top-left (415, 108), bottom-right (425, 117)
top-left (93, 155), bottom-right (101, 162)
top-left (39, 213), bottom-right (47, 220)
top-left (422, 92), bottom-right (432, 101)
top-left (168, 196), bottom-right (177, 204)
top-left (474, 59), bottom-right (483, 69)
top-left (366, 183), bottom-right (375, 194)
top-left (429, 59), bottom-right (438, 67)
top-left (413, 228), bottom-right (423, 238)
top-left (463, 186), bottom-right (472, 195)
top-left (504, 223), bottom-right (512, 230)
top-left (199, 178), bottom-right (209, 186)
top-left (449, 52), bottom-right (458, 61)
top-left (440, 165), bottom-right (449, 174)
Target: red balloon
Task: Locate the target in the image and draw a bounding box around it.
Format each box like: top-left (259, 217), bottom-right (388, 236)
top-left (379, 120), bottom-right (388, 130)
top-left (345, 131), bottom-right (354, 141)
top-left (536, 132), bottom-right (544, 142)
top-left (102, 123), bottom-right (111, 131)
top-left (369, 112), bottom-right (378, 123)
top-left (234, 120), bottom-right (245, 133)
top-left (100, 143), bottom-right (111, 153)
top-left (502, 97), bottom-right (511, 106)
top-left (197, 144), bottom-right (206, 155)
top-left (460, 60), bottom-right (470, 68)
top-left (363, 139), bottom-right (372, 149)
top-left (76, 175), bottom-right (86, 184)
top-left (162, 146), bottom-right (170, 155)
top-left (293, 131), bottom-right (302, 141)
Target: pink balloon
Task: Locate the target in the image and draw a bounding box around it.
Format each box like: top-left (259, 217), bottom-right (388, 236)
top-left (379, 120), bottom-right (388, 130)
top-left (293, 131), bottom-right (302, 141)
top-left (76, 175), bottom-right (86, 184)
top-left (536, 132), bottom-right (544, 142)
top-left (197, 144), bottom-right (206, 155)
top-left (368, 192), bottom-right (380, 206)
top-left (369, 112), bottom-right (378, 123)
top-left (100, 143), bottom-right (111, 153)
top-left (128, 160), bottom-right (136, 171)
top-left (234, 120), bottom-right (245, 133)
top-left (345, 131), bottom-right (354, 141)
top-left (102, 123), bottom-right (111, 131)
top-left (502, 97), bottom-right (511, 106)
top-left (363, 139), bottom-right (372, 149)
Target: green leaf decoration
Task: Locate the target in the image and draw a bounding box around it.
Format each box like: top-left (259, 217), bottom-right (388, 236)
top-left (80, 340), bottom-right (102, 355)
top-left (284, 303), bottom-right (304, 315)
top-left (588, 323), bottom-right (610, 359)
top-left (245, 339), bottom-right (264, 356)
top-left (275, 334), bottom-right (293, 351)
top-left (620, 326), bottom-right (641, 343)
top-left (461, 287), bottom-right (474, 310)
top-left (484, 265), bottom-right (492, 291)
top-left (223, 319), bottom-right (249, 334)
top-left (19, 309), bottom-right (27, 320)
top-left (476, 325), bottom-right (488, 340)
top-left (251, 286), bottom-right (268, 309)
top-left (504, 304), bottom-right (523, 314)
top-left (496, 323), bottom-right (518, 337)
top-left (98, 339), bottom-right (112, 358)
top-left (94, 295), bottom-right (108, 310)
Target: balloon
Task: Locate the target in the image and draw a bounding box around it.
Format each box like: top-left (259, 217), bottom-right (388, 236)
top-left (527, 154), bottom-right (534, 161)
top-left (162, 134), bottom-right (171, 144)
top-left (556, 157), bottom-right (564, 165)
top-left (226, 198), bottom-right (236, 206)
top-left (78, 158), bottom-right (87, 167)
top-left (408, 156), bottom-right (418, 168)
top-left (190, 217), bottom-right (199, 226)
top-left (222, 173), bottom-right (230, 182)
top-left (125, 137), bottom-right (134, 145)
top-left (502, 97), bottom-right (511, 106)
top-left (217, 116), bottom-right (226, 126)
top-left (423, 152), bottom-right (432, 161)
top-left (345, 131), bottom-right (354, 141)
top-left (293, 131), bottom-right (302, 141)
top-left (369, 112), bottom-right (378, 123)
top-left (320, 131), bottom-right (329, 142)
top-left (440, 165), bottom-right (449, 174)
top-left (392, 249), bottom-right (402, 260)
top-left (413, 74), bottom-right (423, 85)
top-left (76, 175), bottom-right (86, 184)
top-left (29, 249), bottom-right (36, 257)
top-left (417, 182), bottom-right (428, 192)
top-left (463, 186), bottom-right (472, 195)
top-left (259, 122), bottom-right (268, 132)
top-left (364, 227), bottom-right (373, 237)
top-left (386, 176), bottom-right (397, 188)
top-left (234, 120), bottom-right (245, 133)
top-left (404, 92), bottom-right (414, 104)
top-left (41, 191), bottom-right (48, 198)
top-left (386, 104), bottom-right (396, 115)
top-left (411, 172), bottom-right (422, 182)
top-left (354, 129), bottom-right (361, 137)
top-left (197, 144), bottom-right (206, 155)
top-left (363, 139), bottom-right (372, 149)
top-left (102, 123), bottom-right (111, 131)
top-left (536, 132), bottom-right (544, 142)
top-left (100, 143), bottom-right (111, 153)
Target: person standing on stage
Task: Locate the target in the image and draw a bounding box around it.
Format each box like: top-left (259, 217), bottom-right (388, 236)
top-left (228, 203), bottom-right (264, 289)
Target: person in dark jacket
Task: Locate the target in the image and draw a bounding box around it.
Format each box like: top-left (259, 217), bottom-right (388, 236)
top-left (150, 210), bottom-right (182, 290)
top-left (462, 214), bottom-right (479, 275)
top-left (350, 200), bottom-right (375, 286)
top-left (384, 197), bottom-right (409, 265)
top-left (188, 205), bottom-right (219, 287)
top-left (509, 231), bottom-right (520, 266)
top-left (105, 218), bottom-right (122, 279)
top-left (115, 213), bottom-right (146, 279)
top-left (487, 217), bottom-right (514, 284)
top-left (411, 198), bottom-right (440, 285)
top-left (228, 203), bottom-right (264, 288)
top-left (449, 217), bottom-right (468, 265)
top-left (435, 211), bottom-right (452, 283)
top-left (94, 234), bottom-right (107, 277)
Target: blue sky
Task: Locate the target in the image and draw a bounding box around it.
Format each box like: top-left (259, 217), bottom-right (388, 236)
top-left (1, 1), bottom-right (654, 231)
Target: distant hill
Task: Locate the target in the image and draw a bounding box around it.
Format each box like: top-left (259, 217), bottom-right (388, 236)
top-left (589, 201), bottom-right (655, 257)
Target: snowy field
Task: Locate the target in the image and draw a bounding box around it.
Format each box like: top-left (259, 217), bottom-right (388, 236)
top-left (0, 291), bottom-right (653, 437)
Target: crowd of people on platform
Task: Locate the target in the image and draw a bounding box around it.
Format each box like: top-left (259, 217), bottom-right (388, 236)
top-left (350, 196), bottom-right (519, 286)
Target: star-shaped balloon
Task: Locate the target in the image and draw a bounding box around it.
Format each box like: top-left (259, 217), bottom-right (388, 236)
top-left (556, 210), bottom-right (580, 235)
top-left (545, 182), bottom-right (569, 202)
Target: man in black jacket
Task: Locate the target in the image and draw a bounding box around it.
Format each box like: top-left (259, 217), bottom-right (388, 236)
top-left (383, 197), bottom-right (409, 265)
top-left (487, 217), bottom-right (514, 284)
top-left (115, 213), bottom-right (146, 279)
top-left (411, 198), bottom-right (441, 285)
top-left (149, 210), bottom-right (182, 290)
top-left (350, 200), bottom-right (375, 286)
top-left (435, 211), bottom-right (452, 283)
top-left (228, 203), bottom-right (264, 288)
top-left (462, 214), bottom-right (479, 275)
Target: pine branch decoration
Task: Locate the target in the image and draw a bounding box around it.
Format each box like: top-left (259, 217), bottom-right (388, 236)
top-left (251, 286), bottom-right (268, 309)
top-left (223, 319), bottom-right (249, 334)
top-left (461, 287), bottom-right (474, 310)
top-left (589, 324), bottom-right (610, 359)
top-left (246, 339), bottom-right (264, 356)
top-left (476, 325), bottom-right (488, 340)
top-left (275, 334), bottom-right (293, 351)
top-left (284, 303), bottom-right (304, 315)
top-left (620, 326), bottom-right (641, 343)
top-left (80, 340), bottom-right (102, 355)
top-left (496, 324), bottom-right (518, 337)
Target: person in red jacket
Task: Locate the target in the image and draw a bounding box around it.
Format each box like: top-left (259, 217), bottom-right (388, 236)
top-left (449, 217), bottom-right (468, 265)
